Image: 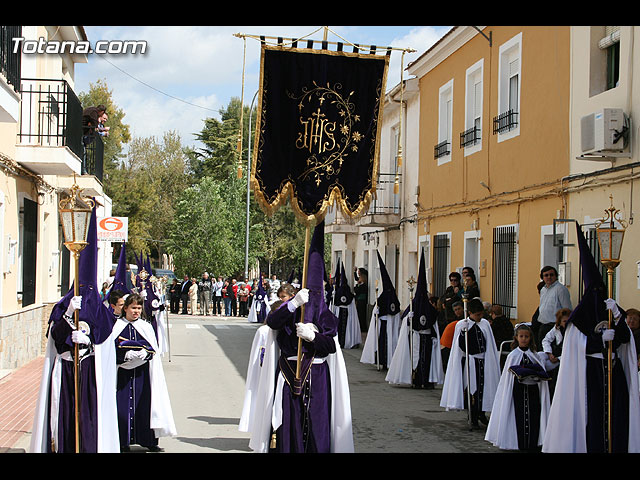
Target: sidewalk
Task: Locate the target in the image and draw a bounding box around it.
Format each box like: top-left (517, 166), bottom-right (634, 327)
top-left (0, 356), bottom-right (43, 453)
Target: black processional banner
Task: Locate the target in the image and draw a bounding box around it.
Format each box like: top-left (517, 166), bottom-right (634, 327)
top-left (251, 45), bottom-right (389, 224)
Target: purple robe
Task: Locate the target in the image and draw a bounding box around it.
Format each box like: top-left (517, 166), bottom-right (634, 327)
top-left (115, 321), bottom-right (158, 449)
top-left (267, 301), bottom-right (338, 453)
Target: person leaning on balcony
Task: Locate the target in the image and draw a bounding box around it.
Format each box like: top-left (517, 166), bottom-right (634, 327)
top-left (97, 111), bottom-right (110, 137)
top-left (536, 266), bottom-right (572, 347)
top-left (82, 104), bottom-right (106, 143)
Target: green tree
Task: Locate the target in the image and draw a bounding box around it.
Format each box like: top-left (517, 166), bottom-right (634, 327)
top-left (109, 131), bottom-right (191, 265)
top-left (166, 175), bottom-right (248, 277)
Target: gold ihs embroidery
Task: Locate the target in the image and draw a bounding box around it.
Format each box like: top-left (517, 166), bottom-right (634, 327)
top-left (296, 107), bottom-right (336, 155)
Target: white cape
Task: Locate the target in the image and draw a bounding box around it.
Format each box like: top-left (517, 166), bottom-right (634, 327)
top-left (111, 318), bottom-right (177, 438)
top-left (247, 298), bottom-right (267, 324)
top-left (439, 318), bottom-right (501, 412)
top-left (154, 307), bottom-right (170, 356)
top-left (360, 310), bottom-right (401, 367)
top-left (542, 322), bottom-right (640, 453)
top-left (386, 316), bottom-right (444, 386)
top-left (240, 326), bottom-right (354, 453)
top-left (485, 347), bottom-right (550, 450)
top-left (30, 332), bottom-right (119, 453)
top-left (331, 300), bottom-right (362, 349)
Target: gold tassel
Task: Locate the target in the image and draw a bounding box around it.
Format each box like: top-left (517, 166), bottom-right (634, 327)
top-left (237, 165), bottom-right (243, 179)
top-left (270, 432), bottom-right (277, 449)
top-left (393, 174), bottom-right (399, 194)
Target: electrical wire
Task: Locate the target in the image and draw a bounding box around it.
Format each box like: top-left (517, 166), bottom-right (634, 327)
top-left (89, 43), bottom-right (224, 115)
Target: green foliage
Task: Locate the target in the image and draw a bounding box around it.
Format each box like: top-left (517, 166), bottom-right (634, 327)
top-left (166, 176), bottom-right (248, 277)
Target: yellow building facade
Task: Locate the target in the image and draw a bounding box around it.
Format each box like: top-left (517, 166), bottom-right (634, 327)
top-left (409, 26), bottom-right (571, 321)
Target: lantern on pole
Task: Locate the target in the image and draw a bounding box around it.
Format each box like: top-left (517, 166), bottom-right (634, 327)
top-left (595, 195), bottom-right (627, 453)
top-left (58, 179), bottom-right (95, 453)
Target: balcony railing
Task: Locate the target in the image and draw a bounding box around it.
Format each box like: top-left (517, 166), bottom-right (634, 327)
top-left (493, 109), bottom-right (518, 135)
top-left (1, 26), bottom-right (21, 92)
top-left (434, 140), bottom-right (450, 159)
top-left (17, 78), bottom-right (103, 181)
top-left (367, 173), bottom-right (400, 215)
top-left (460, 126), bottom-right (481, 148)
top-left (83, 133), bottom-right (104, 181)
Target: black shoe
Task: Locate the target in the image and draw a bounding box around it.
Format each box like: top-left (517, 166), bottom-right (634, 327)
top-left (147, 445), bottom-right (164, 452)
top-left (120, 446), bottom-right (130, 453)
top-left (478, 413), bottom-right (489, 426)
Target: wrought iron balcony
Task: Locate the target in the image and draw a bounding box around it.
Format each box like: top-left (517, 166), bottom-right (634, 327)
top-left (460, 126), bottom-right (481, 148)
top-left (493, 109), bottom-right (518, 135)
top-left (1, 25), bottom-right (21, 93)
top-left (434, 140), bottom-right (450, 159)
top-left (16, 78), bottom-right (103, 181)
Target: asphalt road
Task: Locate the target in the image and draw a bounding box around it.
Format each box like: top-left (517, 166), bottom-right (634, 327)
top-left (159, 312), bottom-right (504, 454)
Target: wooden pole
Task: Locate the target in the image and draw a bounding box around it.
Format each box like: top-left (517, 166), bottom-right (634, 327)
top-left (607, 267), bottom-right (614, 453)
top-left (72, 251), bottom-right (81, 453)
top-left (463, 295), bottom-right (473, 430)
top-left (295, 225), bottom-right (312, 384)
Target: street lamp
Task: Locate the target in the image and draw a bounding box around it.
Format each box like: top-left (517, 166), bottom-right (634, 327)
top-left (595, 194), bottom-right (627, 453)
top-left (58, 179), bottom-right (94, 453)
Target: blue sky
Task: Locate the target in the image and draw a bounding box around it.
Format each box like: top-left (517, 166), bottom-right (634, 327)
top-left (75, 26), bottom-right (452, 150)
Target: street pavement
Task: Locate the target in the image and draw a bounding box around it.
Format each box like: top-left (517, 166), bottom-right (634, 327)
top-left (3, 311), bottom-right (506, 455)
top-left (158, 312), bottom-right (503, 454)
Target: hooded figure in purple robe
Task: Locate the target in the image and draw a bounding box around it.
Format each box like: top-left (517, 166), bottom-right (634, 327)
top-left (108, 242), bottom-right (130, 298)
top-left (265, 221), bottom-right (346, 452)
top-left (104, 241), bottom-right (129, 320)
top-left (248, 270), bottom-right (269, 324)
top-left (543, 222), bottom-right (640, 453)
top-left (30, 202), bottom-right (119, 453)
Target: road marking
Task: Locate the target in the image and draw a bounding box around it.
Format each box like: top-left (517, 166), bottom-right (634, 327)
top-left (185, 324), bottom-right (200, 329)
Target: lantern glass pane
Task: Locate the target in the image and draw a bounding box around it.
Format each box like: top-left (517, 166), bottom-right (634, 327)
top-left (73, 211), bottom-right (90, 243)
top-left (598, 230), bottom-right (611, 260)
top-left (611, 230), bottom-right (624, 260)
top-left (60, 210), bottom-right (74, 243)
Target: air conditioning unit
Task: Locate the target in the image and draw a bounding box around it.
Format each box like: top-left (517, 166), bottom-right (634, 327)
top-left (580, 108), bottom-right (626, 154)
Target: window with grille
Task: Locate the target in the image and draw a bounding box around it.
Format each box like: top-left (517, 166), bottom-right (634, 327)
top-left (436, 79), bottom-right (453, 164)
top-left (492, 225), bottom-right (518, 318)
top-left (432, 233), bottom-right (450, 298)
top-left (463, 59), bottom-right (483, 152)
top-left (495, 33), bottom-right (522, 139)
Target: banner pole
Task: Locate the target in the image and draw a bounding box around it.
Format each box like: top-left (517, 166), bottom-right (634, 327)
top-left (295, 225), bottom-right (312, 385)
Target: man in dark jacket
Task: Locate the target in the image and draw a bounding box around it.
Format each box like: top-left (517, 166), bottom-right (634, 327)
top-left (180, 275), bottom-right (191, 314)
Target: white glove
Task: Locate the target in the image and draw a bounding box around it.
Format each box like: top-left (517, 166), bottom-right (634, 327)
top-left (140, 289), bottom-right (148, 299)
top-left (296, 322), bottom-right (318, 342)
top-left (71, 330), bottom-right (91, 345)
top-left (602, 329), bottom-right (615, 343)
top-left (122, 350), bottom-right (147, 369)
top-left (288, 288), bottom-right (309, 310)
top-left (65, 296), bottom-right (82, 317)
top-left (373, 305), bottom-right (379, 315)
top-left (407, 311), bottom-right (414, 319)
top-left (605, 298), bottom-right (621, 319)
